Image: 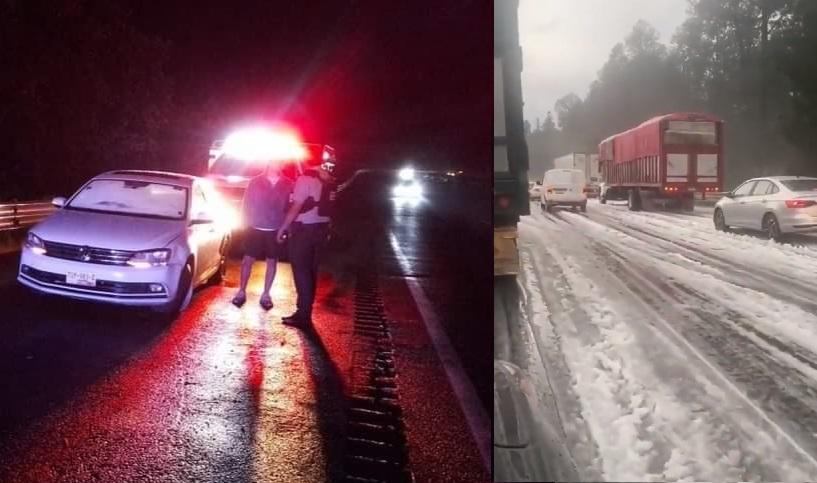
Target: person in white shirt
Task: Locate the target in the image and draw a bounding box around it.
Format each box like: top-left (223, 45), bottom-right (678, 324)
top-left (276, 159), bottom-right (336, 326)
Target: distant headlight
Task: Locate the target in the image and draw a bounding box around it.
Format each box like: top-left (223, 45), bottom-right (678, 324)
top-left (127, 249), bottom-right (171, 268)
top-left (25, 232), bottom-right (46, 255)
top-left (398, 167), bottom-right (415, 181)
top-left (393, 182), bottom-right (423, 198)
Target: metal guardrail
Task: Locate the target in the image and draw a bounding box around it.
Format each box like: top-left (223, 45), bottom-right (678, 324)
top-left (0, 202), bottom-right (56, 231)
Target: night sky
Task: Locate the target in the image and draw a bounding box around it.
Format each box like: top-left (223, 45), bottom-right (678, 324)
top-left (0, 0), bottom-right (490, 199)
top-left (133, 1), bottom-right (491, 173)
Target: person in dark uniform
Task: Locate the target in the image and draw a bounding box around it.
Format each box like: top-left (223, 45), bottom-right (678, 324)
top-left (232, 163), bottom-right (293, 309)
top-left (276, 158), bottom-right (336, 326)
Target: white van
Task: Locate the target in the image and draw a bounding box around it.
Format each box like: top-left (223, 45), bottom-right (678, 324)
top-left (540, 168), bottom-right (587, 212)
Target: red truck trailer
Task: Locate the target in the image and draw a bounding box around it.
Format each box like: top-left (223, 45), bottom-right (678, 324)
top-left (598, 112), bottom-right (724, 211)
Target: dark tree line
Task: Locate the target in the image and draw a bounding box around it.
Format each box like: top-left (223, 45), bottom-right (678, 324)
top-left (0, 0), bottom-right (492, 201)
top-left (0, 0), bottom-right (175, 200)
top-left (527, 0), bottom-right (817, 188)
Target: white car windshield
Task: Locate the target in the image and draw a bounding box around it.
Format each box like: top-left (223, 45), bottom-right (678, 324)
top-left (209, 155), bottom-right (267, 178)
top-left (67, 179), bottom-right (188, 220)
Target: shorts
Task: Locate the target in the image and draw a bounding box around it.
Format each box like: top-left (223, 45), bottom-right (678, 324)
top-left (242, 228), bottom-right (282, 260)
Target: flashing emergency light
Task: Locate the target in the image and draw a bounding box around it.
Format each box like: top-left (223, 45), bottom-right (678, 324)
top-left (222, 126), bottom-right (308, 162)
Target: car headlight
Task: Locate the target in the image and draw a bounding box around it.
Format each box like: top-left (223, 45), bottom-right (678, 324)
top-left (25, 232), bottom-right (47, 255)
top-left (393, 182), bottom-right (423, 198)
top-left (127, 249), bottom-right (171, 268)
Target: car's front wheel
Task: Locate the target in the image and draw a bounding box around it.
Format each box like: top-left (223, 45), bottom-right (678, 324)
top-left (713, 208), bottom-right (730, 232)
top-left (154, 260), bottom-right (193, 317)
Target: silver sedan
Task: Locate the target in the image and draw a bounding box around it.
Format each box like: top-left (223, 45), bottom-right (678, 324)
top-left (714, 176), bottom-right (817, 241)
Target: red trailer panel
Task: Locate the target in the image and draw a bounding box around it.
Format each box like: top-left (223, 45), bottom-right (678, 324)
top-left (598, 112), bottom-right (724, 210)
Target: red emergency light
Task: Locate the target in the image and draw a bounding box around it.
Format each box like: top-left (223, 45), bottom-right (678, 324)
top-left (223, 126), bottom-right (308, 163)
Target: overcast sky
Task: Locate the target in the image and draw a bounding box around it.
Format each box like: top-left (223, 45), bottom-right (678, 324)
top-left (519, 0), bottom-right (689, 125)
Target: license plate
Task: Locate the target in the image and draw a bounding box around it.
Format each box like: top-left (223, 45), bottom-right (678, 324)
top-left (66, 271), bottom-right (96, 286)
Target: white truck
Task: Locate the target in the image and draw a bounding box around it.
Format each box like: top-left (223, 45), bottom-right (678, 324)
top-left (553, 152), bottom-right (601, 197)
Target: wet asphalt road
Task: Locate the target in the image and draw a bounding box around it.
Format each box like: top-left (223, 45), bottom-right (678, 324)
top-left (0, 171), bottom-right (490, 482)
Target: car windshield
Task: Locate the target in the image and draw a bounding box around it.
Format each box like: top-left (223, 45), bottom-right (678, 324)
top-left (780, 179), bottom-right (817, 192)
top-left (545, 170), bottom-right (582, 185)
top-left (209, 155), bottom-right (268, 178)
top-left (66, 179), bottom-right (188, 220)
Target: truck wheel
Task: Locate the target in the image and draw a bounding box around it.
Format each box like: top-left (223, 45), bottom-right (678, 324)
top-left (580, 202), bottom-right (587, 213)
top-left (627, 189), bottom-right (641, 211)
top-left (600, 194), bottom-right (607, 205)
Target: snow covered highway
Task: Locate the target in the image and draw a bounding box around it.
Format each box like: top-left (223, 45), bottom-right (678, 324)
top-left (503, 199), bottom-right (817, 481)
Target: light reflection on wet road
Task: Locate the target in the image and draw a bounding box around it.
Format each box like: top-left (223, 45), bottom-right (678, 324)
top-left (0, 171), bottom-right (489, 481)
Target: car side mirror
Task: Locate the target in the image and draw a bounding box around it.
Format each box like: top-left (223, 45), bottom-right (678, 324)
top-left (724, 192), bottom-right (735, 198)
top-left (51, 196), bottom-right (66, 208)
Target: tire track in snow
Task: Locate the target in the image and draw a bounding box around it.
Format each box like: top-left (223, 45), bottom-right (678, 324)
top-left (580, 209), bottom-right (817, 314)
top-left (517, 246), bottom-right (603, 481)
top-left (521, 210), bottom-right (817, 480)
top-left (563, 210), bottom-right (817, 379)
top-left (519, 217), bottom-right (816, 480)
top-left (551, 212), bottom-right (817, 475)
top-left (597, 202), bottom-right (817, 263)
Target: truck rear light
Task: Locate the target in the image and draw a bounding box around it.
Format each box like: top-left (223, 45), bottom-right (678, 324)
top-left (785, 200), bottom-right (817, 208)
top-left (497, 196), bottom-right (511, 209)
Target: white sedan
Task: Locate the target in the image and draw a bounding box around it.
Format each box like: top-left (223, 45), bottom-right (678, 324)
top-left (714, 176), bottom-right (817, 241)
top-left (18, 170), bottom-right (232, 315)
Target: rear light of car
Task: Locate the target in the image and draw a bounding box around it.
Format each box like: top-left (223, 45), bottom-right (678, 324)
top-left (785, 199), bottom-right (817, 208)
top-left (583, 187), bottom-right (590, 193)
top-left (497, 196), bottom-right (511, 210)
top-left (546, 189), bottom-right (553, 194)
